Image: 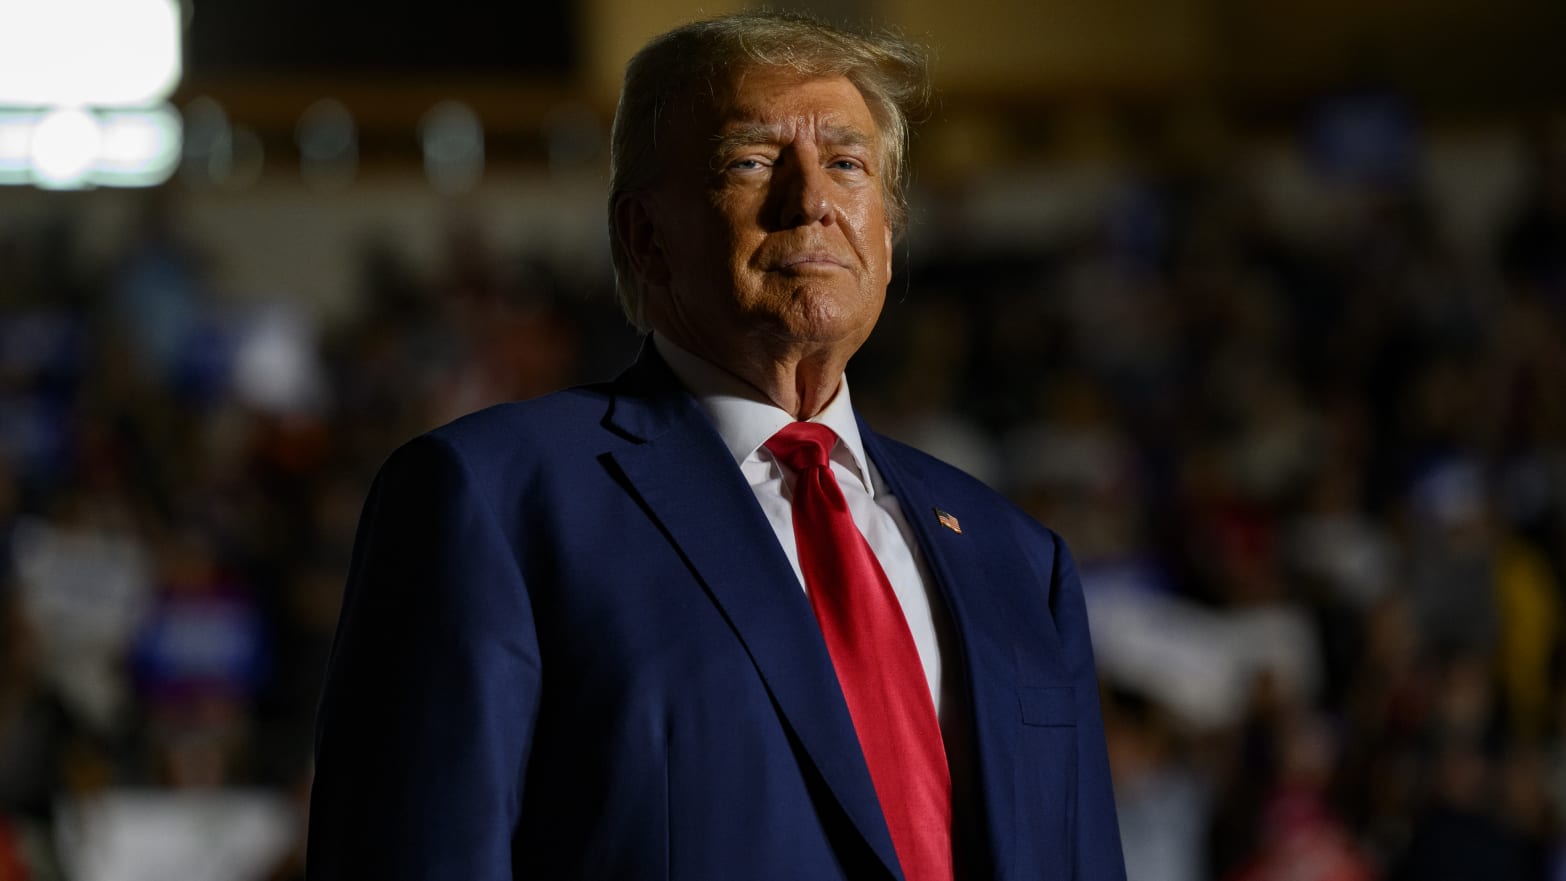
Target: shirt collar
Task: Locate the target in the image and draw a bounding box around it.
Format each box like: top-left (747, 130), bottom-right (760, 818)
top-left (653, 333), bottom-right (875, 496)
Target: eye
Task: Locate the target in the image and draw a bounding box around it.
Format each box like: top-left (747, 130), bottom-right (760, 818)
top-left (828, 157), bottom-right (867, 172)
top-left (727, 157), bottom-right (769, 172)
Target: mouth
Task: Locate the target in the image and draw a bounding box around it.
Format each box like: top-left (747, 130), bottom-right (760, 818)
top-left (775, 252), bottom-right (849, 270)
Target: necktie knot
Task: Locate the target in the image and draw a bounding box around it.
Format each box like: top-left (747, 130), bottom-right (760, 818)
top-left (764, 421), bottom-right (836, 473)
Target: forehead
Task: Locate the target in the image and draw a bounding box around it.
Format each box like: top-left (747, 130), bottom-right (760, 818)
top-left (697, 66), bottom-right (880, 139)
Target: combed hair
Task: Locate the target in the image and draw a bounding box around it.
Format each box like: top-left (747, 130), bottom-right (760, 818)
top-left (607, 10), bottom-right (932, 329)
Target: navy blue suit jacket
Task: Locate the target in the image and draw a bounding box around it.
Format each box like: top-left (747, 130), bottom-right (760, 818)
top-left (308, 342), bottom-right (1125, 880)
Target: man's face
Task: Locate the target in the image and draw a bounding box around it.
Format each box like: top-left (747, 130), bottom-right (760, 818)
top-left (640, 66), bottom-right (893, 364)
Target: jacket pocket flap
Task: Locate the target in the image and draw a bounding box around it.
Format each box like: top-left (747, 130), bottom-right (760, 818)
top-left (1019, 685), bottom-right (1076, 727)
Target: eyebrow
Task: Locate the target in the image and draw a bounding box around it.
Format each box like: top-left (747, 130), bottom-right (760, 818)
top-left (710, 123), bottom-right (876, 163)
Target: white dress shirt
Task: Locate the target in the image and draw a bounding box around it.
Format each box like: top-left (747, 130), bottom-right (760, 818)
top-left (654, 334), bottom-right (951, 719)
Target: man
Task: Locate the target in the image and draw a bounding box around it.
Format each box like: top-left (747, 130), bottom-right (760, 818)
top-left (308, 11), bottom-right (1124, 881)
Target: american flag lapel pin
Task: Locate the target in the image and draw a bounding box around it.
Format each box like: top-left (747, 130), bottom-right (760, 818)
top-left (934, 508), bottom-right (962, 534)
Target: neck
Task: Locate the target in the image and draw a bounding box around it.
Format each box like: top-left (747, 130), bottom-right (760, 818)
top-left (740, 350), bottom-right (846, 419)
top-left (658, 331), bottom-right (848, 419)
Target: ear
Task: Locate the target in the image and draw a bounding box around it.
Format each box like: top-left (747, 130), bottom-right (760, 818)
top-left (613, 191), bottom-right (671, 289)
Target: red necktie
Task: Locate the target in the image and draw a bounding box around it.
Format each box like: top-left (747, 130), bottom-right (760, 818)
top-left (765, 422), bottom-right (953, 881)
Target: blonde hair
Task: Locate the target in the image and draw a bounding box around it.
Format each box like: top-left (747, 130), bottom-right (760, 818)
top-left (608, 10), bottom-right (932, 329)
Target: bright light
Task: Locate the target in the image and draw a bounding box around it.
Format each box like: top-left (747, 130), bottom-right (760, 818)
top-left (30, 106), bottom-right (101, 188)
top-left (95, 105), bottom-right (181, 186)
top-left (0, 111), bottom-right (31, 183)
top-left (0, 0), bottom-right (183, 188)
top-left (0, 106), bottom-right (181, 189)
top-left (0, 0), bottom-right (182, 107)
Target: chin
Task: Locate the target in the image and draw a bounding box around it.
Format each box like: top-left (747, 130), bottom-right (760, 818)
top-left (733, 275), bottom-right (880, 341)
top-left (772, 299), bottom-right (880, 348)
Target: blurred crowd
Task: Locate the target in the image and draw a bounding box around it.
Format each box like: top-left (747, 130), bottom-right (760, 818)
top-left (3, 106), bottom-right (1566, 880)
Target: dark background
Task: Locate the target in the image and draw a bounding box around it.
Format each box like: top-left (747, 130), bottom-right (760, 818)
top-left (186, 0), bottom-right (578, 74)
top-left (3, 2), bottom-right (1566, 879)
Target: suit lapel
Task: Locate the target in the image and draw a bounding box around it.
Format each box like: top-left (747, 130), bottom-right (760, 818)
top-left (860, 421), bottom-right (1021, 881)
top-left (603, 344), bottom-right (905, 881)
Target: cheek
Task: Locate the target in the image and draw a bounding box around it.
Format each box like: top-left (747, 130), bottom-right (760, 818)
top-left (670, 219), bottom-right (736, 284)
top-left (882, 225), bottom-right (893, 280)
top-left (698, 199), bottom-right (756, 266)
top-left (849, 197), bottom-right (892, 287)
top-left (847, 191), bottom-right (889, 254)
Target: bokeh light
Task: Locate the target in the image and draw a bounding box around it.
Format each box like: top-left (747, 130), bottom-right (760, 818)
top-left (0, 0), bottom-right (182, 188)
top-left (296, 99), bottom-right (358, 190)
top-left (418, 100), bottom-right (484, 194)
top-left (0, 0), bottom-right (182, 107)
top-left (29, 107), bottom-right (102, 188)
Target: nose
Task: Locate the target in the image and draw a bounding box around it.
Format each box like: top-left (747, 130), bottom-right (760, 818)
top-left (774, 155), bottom-right (833, 229)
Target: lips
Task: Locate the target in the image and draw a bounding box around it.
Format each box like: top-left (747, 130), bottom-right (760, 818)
top-left (775, 252), bottom-right (849, 270)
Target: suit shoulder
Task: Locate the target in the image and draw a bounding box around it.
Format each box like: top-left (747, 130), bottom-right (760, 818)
top-left (373, 383), bottom-right (614, 494)
top-left (424, 383), bottom-right (611, 456)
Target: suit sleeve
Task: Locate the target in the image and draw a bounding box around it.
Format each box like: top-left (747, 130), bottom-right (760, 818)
top-left (1045, 527), bottom-right (1127, 881)
top-left (307, 435), bottom-right (541, 880)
